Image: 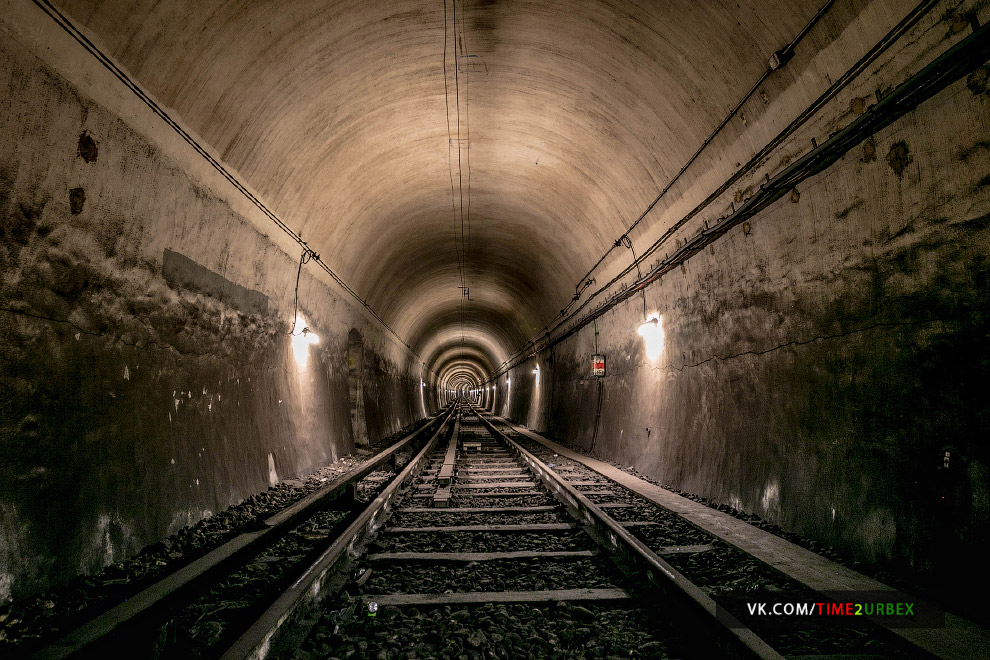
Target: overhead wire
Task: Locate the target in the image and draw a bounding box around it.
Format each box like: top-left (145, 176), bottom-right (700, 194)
top-left (462, 0), bottom-right (473, 270)
top-left (443, 0), bottom-right (469, 346)
top-left (493, 0), bottom-right (841, 378)
top-left (567, 0), bottom-right (836, 303)
top-left (488, 0), bottom-right (949, 383)
top-left (453, 0), bottom-right (468, 346)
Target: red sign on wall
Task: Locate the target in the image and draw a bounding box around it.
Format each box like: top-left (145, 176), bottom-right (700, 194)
top-left (591, 354), bottom-right (606, 377)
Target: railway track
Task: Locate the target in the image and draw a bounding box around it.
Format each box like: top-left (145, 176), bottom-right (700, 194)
top-left (278, 403), bottom-right (940, 660)
top-left (16, 400), bottom-right (973, 659)
top-left (19, 407), bottom-right (455, 660)
top-left (287, 406), bottom-right (718, 660)
top-left (475, 413), bottom-right (936, 660)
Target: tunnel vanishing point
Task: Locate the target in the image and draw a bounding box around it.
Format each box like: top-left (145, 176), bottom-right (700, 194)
top-left (1, 0), bottom-right (990, 641)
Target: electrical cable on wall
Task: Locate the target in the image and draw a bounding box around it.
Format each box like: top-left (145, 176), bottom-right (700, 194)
top-left (494, 0), bottom-right (946, 381)
top-left (590, 319), bottom-right (604, 453)
top-left (619, 235), bottom-right (647, 319)
top-left (290, 247), bottom-right (316, 336)
top-left (563, 0), bottom-right (838, 309)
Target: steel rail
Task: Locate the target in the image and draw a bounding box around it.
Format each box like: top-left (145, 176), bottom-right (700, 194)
top-left (483, 413), bottom-right (990, 659)
top-left (218, 411), bottom-right (455, 660)
top-left (32, 405), bottom-right (453, 660)
top-left (470, 406), bottom-right (784, 660)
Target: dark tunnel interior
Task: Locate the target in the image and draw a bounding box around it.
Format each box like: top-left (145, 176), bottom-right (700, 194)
top-left (1, 0), bottom-right (990, 657)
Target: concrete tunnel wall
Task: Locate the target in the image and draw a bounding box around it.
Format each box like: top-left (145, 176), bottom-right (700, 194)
top-left (0, 23), bottom-right (436, 600)
top-left (0, 0), bottom-right (989, 614)
top-left (493, 58), bottom-right (990, 597)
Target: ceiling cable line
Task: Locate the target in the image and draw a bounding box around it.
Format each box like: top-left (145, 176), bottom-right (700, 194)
top-left (442, 0), bottom-right (465, 291)
top-left (565, 0), bottom-right (836, 304)
top-left (566, 0), bottom-right (937, 320)
top-left (494, 0), bottom-right (838, 376)
top-left (443, 0), bottom-right (469, 346)
top-left (29, 0), bottom-right (432, 372)
top-left (461, 0), bottom-right (473, 264)
top-left (453, 0), bottom-right (469, 346)
top-left (487, 0), bottom-right (944, 384)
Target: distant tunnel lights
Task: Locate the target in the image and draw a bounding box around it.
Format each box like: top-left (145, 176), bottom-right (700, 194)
top-left (637, 314), bottom-right (664, 361)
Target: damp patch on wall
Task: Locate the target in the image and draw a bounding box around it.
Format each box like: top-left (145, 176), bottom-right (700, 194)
top-left (162, 248), bottom-right (268, 315)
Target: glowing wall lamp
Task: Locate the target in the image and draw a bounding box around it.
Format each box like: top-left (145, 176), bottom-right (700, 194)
top-left (291, 315), bottom-right (319, 367)
top-left (532, 364), bottom-right (540, 385)
top-left (637, 313), bottom-right (664, 361)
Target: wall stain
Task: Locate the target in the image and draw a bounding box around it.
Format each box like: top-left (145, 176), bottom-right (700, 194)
top-left (957, 140), bottom-right (990, 162)
top-left (68, 188), bottom-right (85, 215)
top-left (862, 136), bottom-right (877, 163)
top-left (886, 141), bottom-right (912, 178)
top-left (948, 13), bottom-right (970, 35)
top-left (966, 65), bottom-right (988, 96)
top-left (76, 132), bottom-right (97, 163)
top-left (835, 198), bottom-right (865, 220)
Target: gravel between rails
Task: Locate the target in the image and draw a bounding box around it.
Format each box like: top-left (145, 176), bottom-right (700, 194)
top-left (360, 558), bottom-right (617, 595)
top-left (529, 428), bottom-right (969, 625)
top-left (390, 511), bottom-right (568, 528)
top-left (356, 470), bottom-right (397, 503)
top-left (156, 508), bottom-right (353, 658)
top-left (0, 418), bottom-right (431, 651)
top-left (449, 494), bottom-right (555, 508)
top-left (502, 426), bottom-right (930, 658)
top-left (299, 602), bottom-right (679, 660)
top-left (372, 530), bottom-right (596, 554)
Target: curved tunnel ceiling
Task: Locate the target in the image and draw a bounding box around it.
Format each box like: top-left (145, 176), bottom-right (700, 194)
top-left (57, 0), bottom-right (832, 377)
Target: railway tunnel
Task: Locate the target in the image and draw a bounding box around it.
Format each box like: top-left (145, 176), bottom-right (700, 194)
top-left (2, 0), bottom-right (990, 657)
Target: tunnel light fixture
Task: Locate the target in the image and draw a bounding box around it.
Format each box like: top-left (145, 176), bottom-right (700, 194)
top-left (293, 317), bottom-right (319, 344)
top-left (637, 313), bottom-right (664, 361)
top-left (291, 315), bottom-right (319, 367)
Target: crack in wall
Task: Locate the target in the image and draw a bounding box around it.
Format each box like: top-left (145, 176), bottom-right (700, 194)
top-left (663, 316), bottom-right (967, 372)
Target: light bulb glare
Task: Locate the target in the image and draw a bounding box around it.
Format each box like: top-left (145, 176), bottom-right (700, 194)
top-left (637, 314), bottom-right (664, 361)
